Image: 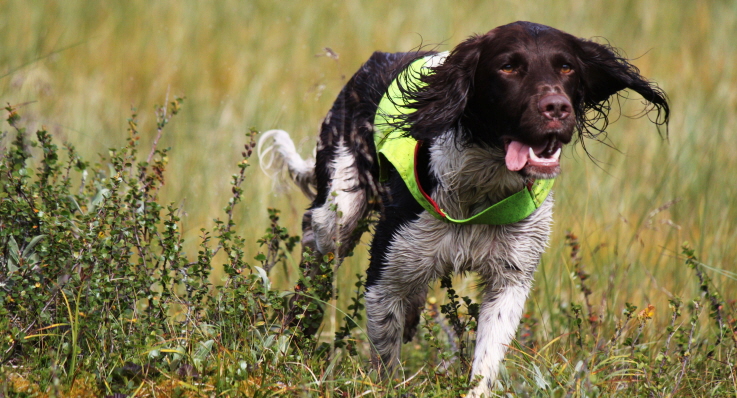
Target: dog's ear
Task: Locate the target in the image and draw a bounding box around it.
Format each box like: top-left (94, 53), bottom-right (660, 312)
top-left (576, 40), bottom-right (669, 129)
top-left (406, 34), bottom-right (489, 141)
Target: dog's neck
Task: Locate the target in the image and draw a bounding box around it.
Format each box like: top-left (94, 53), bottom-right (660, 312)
top-left (429, 131), bottom-right (526, 219)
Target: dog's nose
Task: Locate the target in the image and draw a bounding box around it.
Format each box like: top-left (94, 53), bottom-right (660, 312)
top-left (538, 94), bottom-right (571, 120)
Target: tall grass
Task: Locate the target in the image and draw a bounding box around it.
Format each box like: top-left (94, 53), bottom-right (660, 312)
top-left (1, 0), bottom-right (736, 395)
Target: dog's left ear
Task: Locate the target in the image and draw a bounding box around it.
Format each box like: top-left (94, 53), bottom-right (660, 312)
top-left (406, 34), bottom-right (490, 141)
top-left (577, 40), bottom-right (670, 128)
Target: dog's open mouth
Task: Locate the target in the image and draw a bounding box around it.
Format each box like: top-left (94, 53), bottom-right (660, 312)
top-left (504, 139), bottom-right (563, 176)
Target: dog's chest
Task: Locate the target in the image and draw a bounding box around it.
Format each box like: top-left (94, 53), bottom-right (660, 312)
top-left (384, 196), bottom-right (553, 281)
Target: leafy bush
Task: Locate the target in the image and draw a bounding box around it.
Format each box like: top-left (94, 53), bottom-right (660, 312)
top-left (0, 102), bottom-right (318, 395)
top-left (1, 103), bottom-right (734, 397)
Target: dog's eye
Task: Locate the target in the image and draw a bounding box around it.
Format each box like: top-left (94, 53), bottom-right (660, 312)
top-left (560, 64), bottom-right (573, 74)
top-left (500, 64), bottom-right (515, 73)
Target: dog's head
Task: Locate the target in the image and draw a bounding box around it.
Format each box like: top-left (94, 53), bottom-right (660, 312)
top-left (404, 21), bottom-right (669, 179)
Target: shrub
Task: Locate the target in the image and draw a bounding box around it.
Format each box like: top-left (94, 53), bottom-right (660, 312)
top-left (0, 102), bottom-right (318, 395)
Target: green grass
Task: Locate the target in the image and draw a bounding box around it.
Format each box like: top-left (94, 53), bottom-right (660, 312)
top-left (1, 1), bottom-right (736, 396)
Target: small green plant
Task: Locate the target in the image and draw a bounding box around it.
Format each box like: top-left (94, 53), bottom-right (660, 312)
top-left (438, 273), bottom-right (478, 372)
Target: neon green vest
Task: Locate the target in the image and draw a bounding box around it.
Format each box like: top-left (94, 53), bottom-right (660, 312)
top-left (373, 53), bottom-right (554, 225)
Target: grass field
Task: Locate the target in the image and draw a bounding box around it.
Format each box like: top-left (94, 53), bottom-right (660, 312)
top-left (1, 1), bottom-right (736, 396)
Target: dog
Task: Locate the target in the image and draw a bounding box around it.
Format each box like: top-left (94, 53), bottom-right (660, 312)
top-left (258, 21), bottom-right (669, 396)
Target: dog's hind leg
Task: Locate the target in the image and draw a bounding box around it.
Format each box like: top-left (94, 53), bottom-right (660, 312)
top-left (285, 142), bottom-right (370, 336)
top-left (310, 140), bottom-right (369, 257)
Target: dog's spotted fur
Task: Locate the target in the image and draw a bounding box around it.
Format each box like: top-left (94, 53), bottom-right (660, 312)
top-left (259, 21), bottom-right (668, 396)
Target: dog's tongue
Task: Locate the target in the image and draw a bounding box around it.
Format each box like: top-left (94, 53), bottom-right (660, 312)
top-left (505, 141), bottom-right (530, 171)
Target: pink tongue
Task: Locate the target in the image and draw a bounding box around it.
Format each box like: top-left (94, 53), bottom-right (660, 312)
top-left (505, 141), bottom-right (530, 171)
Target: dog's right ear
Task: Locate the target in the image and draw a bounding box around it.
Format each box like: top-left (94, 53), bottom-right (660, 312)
top-left (406, 34), bottom-right (489, 141)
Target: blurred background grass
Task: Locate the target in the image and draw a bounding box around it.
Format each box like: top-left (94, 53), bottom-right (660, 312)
top-left (1, 0), bottom-right (735, 337)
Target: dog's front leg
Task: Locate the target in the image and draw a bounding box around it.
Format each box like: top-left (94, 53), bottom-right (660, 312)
top-left (364, 285), bottom-right (406, 373)
top-left (469, 279), bottom-right (532, 396)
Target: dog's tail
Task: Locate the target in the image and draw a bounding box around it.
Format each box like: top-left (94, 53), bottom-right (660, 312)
top-left (257, 129), bottom-right (317, 201)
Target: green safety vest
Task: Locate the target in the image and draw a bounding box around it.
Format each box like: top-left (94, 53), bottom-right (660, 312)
top-left (373, 53), bottom-right (554, 225)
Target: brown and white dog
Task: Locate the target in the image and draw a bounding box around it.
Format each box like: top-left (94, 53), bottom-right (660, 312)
top-left (258, 21), bottom-right (668, 396)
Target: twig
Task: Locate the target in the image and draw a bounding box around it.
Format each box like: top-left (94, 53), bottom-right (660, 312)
top-left (213, 131), bottom-right (255, 257)
top-left (650, 299), bottom-right (682, 398)
top-left (147, 89), bottom-right (169, 164)
top-left (671, 301), bottom-right (700, 396)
